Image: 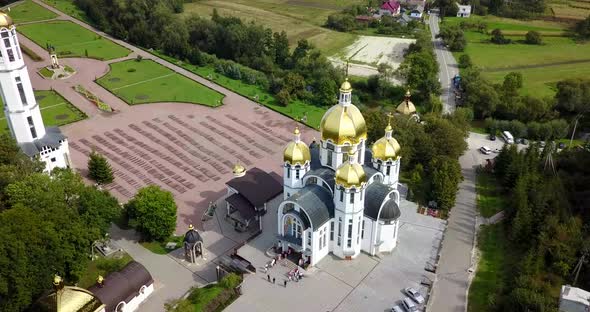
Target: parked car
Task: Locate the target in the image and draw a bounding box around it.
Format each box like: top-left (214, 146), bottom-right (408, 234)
top-left (489, 134), bottom-right (496, 141)
top-left (401, 297), bottom-right (418, 311)
top-left (515, 138), bottom-right (522, 144)
top-left (559, 142), bottom-right (566, 149)
top-left (405, 287), bottom-right (425, 304)
top-left (391, 305), bottom-right (404, 312)
top-left (539, 141), bottom-right (546, 148)
top-left (522, 139), bottom-right (529, 145)
top-left (480, 146), bottom-right (492, 155)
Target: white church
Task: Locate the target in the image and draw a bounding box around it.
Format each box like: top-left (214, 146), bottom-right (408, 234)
top-left (278, 79), bottom-right (403, 266)
top-left (0, 12), bottom-right (70, 172)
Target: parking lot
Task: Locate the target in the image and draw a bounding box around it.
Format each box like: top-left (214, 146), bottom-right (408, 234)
top-left (225, 198), bottom-right (445, 312)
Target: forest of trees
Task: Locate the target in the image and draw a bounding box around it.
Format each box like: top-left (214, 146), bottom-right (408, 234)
top-left (488, 143), bottom-right (590, 310)
top-left (0, 135), bottom-right (121, 312)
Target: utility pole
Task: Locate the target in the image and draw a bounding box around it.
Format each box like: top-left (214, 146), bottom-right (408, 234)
top-left (572, 248), bottom-right (588, 286)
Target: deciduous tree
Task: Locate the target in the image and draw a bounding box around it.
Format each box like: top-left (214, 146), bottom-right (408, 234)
top-left (126, 185), bottom-right (177, 241)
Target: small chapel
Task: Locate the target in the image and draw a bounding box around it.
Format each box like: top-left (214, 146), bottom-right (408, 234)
top-left (277, 78), bottom-right (404, 266)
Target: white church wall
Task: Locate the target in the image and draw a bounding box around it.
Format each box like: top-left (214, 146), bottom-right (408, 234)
top-left (360, 217), bottom-right (373, 252)
top-left (40, 142), bottom-right (70, 172)
top-left (121, 283), bottom-right (154, 312)
top-left (311, 222), bottom-right (330, 266)
top-left (377, 221), bottom-right (398, 253)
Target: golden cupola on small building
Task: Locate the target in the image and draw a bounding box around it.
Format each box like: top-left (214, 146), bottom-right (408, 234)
top-left (396, 90), bottom-right (416, 116)
top-left (282, 126), bottom-right (311, 199)
top-left (0, 12), bottom-right (14, 28)
top-left (335, 149), bottom-right (367, 188)
top-left (320, 78), bottom-right (367, 145)
top-left (372, 116), bottom-right (401, 162)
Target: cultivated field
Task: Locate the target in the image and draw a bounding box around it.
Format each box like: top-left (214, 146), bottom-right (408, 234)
top-left (18, 21), bottom-right (130, 60)
top-left (97, 59), bottom-right (225, 107)
top-left (446, 15), bottom-right (590, 97)
top-left (0, 90), bottom-right (86, 133)
top-left (7, 0), bottom-right (57, 23)
top-left (180, 0), bottom-right (363, 55)
top-left (548, 0), bottom-right (590, 20)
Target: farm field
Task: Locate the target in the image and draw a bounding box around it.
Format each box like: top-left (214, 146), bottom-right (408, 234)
top-left (0, 90), bottom-right (87, 134)
top-left (41, 0), bottom-right (92, 24)
top-left (446, 15), bottom-right (590, 97)
top-left (18, 21), bottom-right (130, 60)
top-left (97, 59), bottom-right (225, 107)
top-left (7, 0), bottom-right (57, 23)
top-left (180, 0), bottom-right (361, 55)
top-left (548, 0), bottom-right (590, 20)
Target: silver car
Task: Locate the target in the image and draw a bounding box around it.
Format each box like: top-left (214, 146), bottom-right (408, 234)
top-left (405, 287), bottom-right (425, 304)
top-left (402, 297), bottom-right (418, 311)
top-left (391, 305), bottom-right (404, 312)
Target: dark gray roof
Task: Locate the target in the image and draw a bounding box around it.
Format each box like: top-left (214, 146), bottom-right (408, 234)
top-left (288, 184), bottom-right (334, 230)
top-left (363, 165), bottom-right (381, 180)
top-left (226, 167), bottom-right (282, 207)
top-left (364, 182), bottom-right (401, 221)
top-left (225, 193), bottom-right (255, 220)
top-left (89, 261), bottom-right (153, 312)
top-left (304, 167), bottom-right (335, 191)
top-left (184, 229), bottom-right (202, 244)
top-left (310, 144), bottom-right (321, 169)
top-left (19, 127), bottom-right (66, 157)
top-left (364, 148), bottom-right (373, 166)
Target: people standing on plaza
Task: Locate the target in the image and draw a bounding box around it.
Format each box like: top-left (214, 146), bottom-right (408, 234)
top-left (267, 275), bottom-right (270, 282)
top-left (273, 277), bottom-right (276, 284)
top-left (284, 280), bottom-right (287, 287)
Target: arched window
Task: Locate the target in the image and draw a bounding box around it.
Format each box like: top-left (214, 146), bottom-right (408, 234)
top-left (284, 215), bottom-right (303, 239)
top-left (116, 302), bottom-right (125, 312)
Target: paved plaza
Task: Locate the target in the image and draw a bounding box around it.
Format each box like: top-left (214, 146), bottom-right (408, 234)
top-left (225, 194), bottom-right (445, 312)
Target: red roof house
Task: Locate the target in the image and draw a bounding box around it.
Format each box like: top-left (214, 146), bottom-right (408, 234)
top-left (380, 0), bottom-right (401, 15)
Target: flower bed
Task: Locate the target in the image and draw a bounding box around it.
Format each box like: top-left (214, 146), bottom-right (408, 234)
top-left (74, 85), bottom-right (114, 112)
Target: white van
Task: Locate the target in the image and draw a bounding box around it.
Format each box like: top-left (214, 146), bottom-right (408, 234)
top-left (501, 131), bottom-right (514, 144)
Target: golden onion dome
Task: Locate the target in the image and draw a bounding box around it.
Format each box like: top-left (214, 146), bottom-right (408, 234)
top-left (372, 136), bottom-right (401, 161)
top-left (335, 151), bottom-right (366, 188)
top-left (232, 163), bottom-right (246, 177)
top-left (283, 141), bottom-right (311, 166)
top-left (35, 275), bottom-right (105, 312)
top-left (340, 78), bottom-right (352, 92)
top-left (0, 12), bottom-right (13, 28)
top-left (320, 104), bottom-right (367, 145)
top-left (396, 90), bottom-right (416, 115)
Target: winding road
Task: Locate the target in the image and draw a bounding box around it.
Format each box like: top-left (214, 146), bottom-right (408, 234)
top-left (429, 13), bottom-right (459, 115)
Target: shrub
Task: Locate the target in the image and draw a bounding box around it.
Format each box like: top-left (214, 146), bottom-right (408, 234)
top-left (136, 55), bottom-right (143, 62)
top-left (491, 29), bottom-right (511, 44)
top-left (525, 31), bottom-right (542, 45)
top-left (458, 54), bottom-right (472, 68)
top-left (127, 68), bottom-right (136, 72)
top-left (125, 185), bottom-right (177, 241)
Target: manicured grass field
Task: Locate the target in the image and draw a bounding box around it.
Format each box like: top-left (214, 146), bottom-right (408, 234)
top-left (18, 21), bottom-right (130, 60)
top-left (468, 223), bottom-right (510, 312)
top-left (155, 52), bottom-right (326, 128)
top-left (181, 0), bottom-right (359, 55)
top-left (41, 0), bottom-right (92, 24)
top-left (97, 59), bottom-right (224, 107)
top-left (0, 90), bottom-right (87, 134)
top-left (8, 0), bottom-right (57, 23)
top-left (445, 15), bottom-right (590, 97)
top-left (475, 172), bottom-right (505, 218)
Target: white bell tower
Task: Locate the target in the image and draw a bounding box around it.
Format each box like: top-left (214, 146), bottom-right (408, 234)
top-left (0, 13), bottom-right (70, 172)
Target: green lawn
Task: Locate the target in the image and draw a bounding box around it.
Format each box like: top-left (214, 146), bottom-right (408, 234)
top-left (155, 52), bottom-right (326, 129)
top-left (468, 223), bottom-right (509, 312)
top-left (445, 15), bottom-right (590, 97)
top-left (41, 0), bottom-right (92, 24)
top-left (78, 252), bottom-right (133, 289)
top-left (8, 0), bottom-right (57, 23)
top-left (0, 90), bottom-right (86, 134)
top-left (476, 172), bottom-right (505, 218)
top-left (140, 235), bottom-right (184, 255)
top-left (97, 59), bottom-right (224, 107)
top-left (18, 21), bottom-right (130, 60)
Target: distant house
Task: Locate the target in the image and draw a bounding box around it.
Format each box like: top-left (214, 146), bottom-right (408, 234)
top-left (559, 285), bottom-right (590, 312)
top-left (398, 13), bottom-right (413, 25)
top-left (409, 6), bottom-right (424, 19)
top-left (355, 15), bottom-right (375, 23)
top-left (456, 3), bottom-right (472, 17)
top-left (379, 0), bottom-right (401, 16)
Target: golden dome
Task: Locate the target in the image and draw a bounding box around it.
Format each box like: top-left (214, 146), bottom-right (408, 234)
top-left (320, 104), bottom-right (367, 145)
top-left (284, 141), bottom-right (311, 166)
top-left (396, 90), bottom-right (416, 115)
top-left (335, 151), bottom-right (366, 188)
top-left (0, 12), bottom-right (13, 28)
top-left (340, 78), bottom-right (352, 92)
top-left (372, 136), bottom-right (401, 161)
top-left (37, 275), bottom-right (105, 312)
top-left (232, 163), bottom-right (246, 177)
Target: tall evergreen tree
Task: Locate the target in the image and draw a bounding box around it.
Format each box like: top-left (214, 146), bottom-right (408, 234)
top-left (88, 151), bottom-right (113, 185)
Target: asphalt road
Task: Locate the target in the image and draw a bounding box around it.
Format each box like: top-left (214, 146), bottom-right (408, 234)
top-left (429, 13), bottom-right (459, 115)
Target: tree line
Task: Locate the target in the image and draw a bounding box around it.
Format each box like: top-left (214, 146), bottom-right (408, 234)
top-left (0, 135), bottom-right (121, 312)
top-left (487, 142), bottom-right (590, 310)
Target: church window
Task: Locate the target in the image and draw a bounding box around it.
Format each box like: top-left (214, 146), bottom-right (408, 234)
top-left (307, 231), bottom-right (312, 247)
top-left (347, 219), bottom-right (353, 248)
top-left (330, 222), bottom-right (334, 241)
top-left (3, 38), bottom-right (10, 48)
top-left (360, 191), bottom-right (363, 201)
top-left (7, 49), bottom-right (14, 62)
top-left (343, 152), bottom-right (348, 162)
top-left (16, 77), bottom-right (27, 106)
top-left (350, 192), bottom-right (355, 204)
top-left (339, 190), bottom-right (344, 202)
top-left (357, 217), bottom-right (361, 244)
top-left (323, 229), bottom-right (327, 248)
top-left (319, 230), bottom-right (323, 249)
top-left (327, 150), bottom-right (333, 166)
top-left (295, 169), bottom-right (300, 179)
top-left (361, 220), bottom-right (365, 239)
top-left (386, 165), bottom-right (391, 175)
top-left (393, 221), bottom-right (397, 239)
top-left (27, 116), bottom-right (37, 139)
top-left (0, 32), bottom-right (7, 38)
top-left (287, 168), bottom-right (290, 178)
top-left (337, 217), bottom-right (342, 246)
top-left (51, 157), bottom-right (56, 162)
top-left (284, 215), bottom-right (302, 240)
